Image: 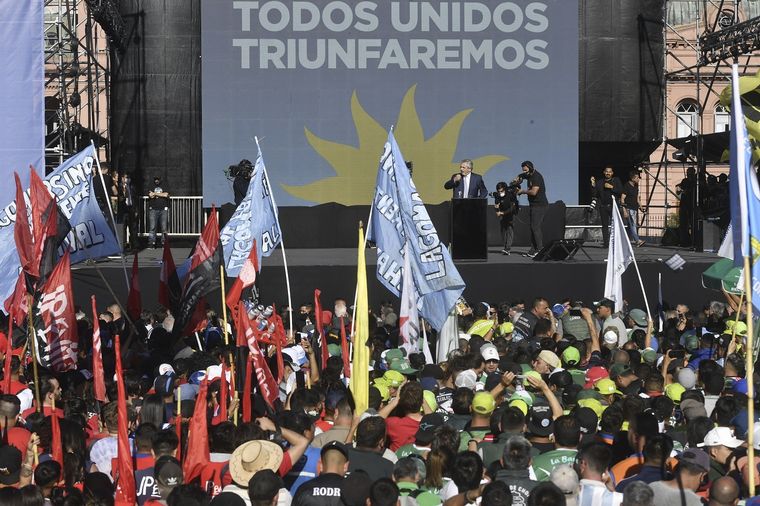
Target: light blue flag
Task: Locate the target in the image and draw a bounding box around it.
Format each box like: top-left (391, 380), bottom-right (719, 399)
top-left (0, 145), bottom-right (121, 304)
top-left (220, 140), bottom-right (282, 277)
top-left (368, 130), bottom-right (465, 331)
top-left (728, 63), bottom-right (760, 312)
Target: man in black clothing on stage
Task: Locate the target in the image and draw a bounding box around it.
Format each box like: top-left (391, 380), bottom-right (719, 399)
top-left (591, 165), bottom-right (623, 248)
top-left (514, 161), bottom-right (548, 257)
top-left (494, 181), bottom-right (518, 255)
top-left (292, 441), bottom-right (348, 506)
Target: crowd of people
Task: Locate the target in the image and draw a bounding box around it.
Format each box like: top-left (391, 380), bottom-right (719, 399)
top-left (0, 290), bottom-right (758, 506)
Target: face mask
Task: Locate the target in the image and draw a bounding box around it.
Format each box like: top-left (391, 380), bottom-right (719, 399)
top-left (499, 192), bottom-right (506, 197)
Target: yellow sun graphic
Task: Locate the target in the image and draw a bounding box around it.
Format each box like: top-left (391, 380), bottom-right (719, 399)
top-left (281, 85), bottom-right (508, 205)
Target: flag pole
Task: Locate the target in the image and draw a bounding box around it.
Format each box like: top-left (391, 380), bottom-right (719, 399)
top-left (25, 294), bottom-right (42, 412)
top-left (352, 207), bottom-right (374, 338)
top-left (90, 140), bottom-right (130, 291)
top-left (744, 255), bottom-right (755, 492)
top-left (219, 265), bottom-right (238, 425)
top-left (614, 201), bottom-right (652, 319)
top-left (255, 137), bottom-right (293, 336)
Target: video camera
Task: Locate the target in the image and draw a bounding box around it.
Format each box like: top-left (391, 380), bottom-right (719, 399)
top-left (226, 159), bottom-right (253, 180)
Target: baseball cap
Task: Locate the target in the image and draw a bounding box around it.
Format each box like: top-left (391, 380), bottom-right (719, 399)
top-left (577, 398), bottom-right (605, 418)
top-left (664, 383), bottom-right (686, 403)
top-left (283, 346), bottom-right (308, 367)
top-left (155, 455), bottom-right (183, 488)
top-left (481, 344), bottom-right (499, 362)
top-left (320, 441), bottom-right (349, 460)
top-left (383, 370), bottom-right (405, 388)
top-left (628, 309), bottom-right (647, 327)
top-left (158, 363), bottom-right (175, 376)
top-left (609, 364), bottom-right (634, 380)
top-left (584, 366), bottom-right (609, 388)
top-left (677, 368), bottom-right (697, 390)
top-left (552, 304), bottom-right (566, 317)
top-left (574, 407), bottom-right (599, 435)
top-left (422, 390), bottom-right (438, 412)
top-left (509, 399), bottom-right (529, 415)
top-left (383, 349), bottom-right (404, 364)
top-left (562, 346), bottom-right (581, 366)
top-left (680, 398), bottom-right (707, 421)
top-left (390, 358), bottom-right (418, 375)
top-left (576, 389), bottom-right (603, 401)
top-left (641, 348), bottom-right (658, 364)
top-left (0, 446), bottom-right (21, 485)
top-left (676, 448), bottom-right (710, 472)
top-left (420, 376), bottom-right (438, 392)
top-left (472, 392), bottom-right (496, 415)
top-left (174, 383), bottom-right (199, 402)
top-left (698, 427), bottom-right (744, 449)
top-left (594, 378), bottom-right (622, 396)
top-left (537, 350), bottom-right (561, 370)
top-left (549, 464), bottom-right (579, 496)
top-left (562, 384), bottom-right (583, 406)
top-left (734, 378), bottom-right (749, 395)
top-left (509, 390), bottom-right (534, 407)
top-left (328, 343), bottom-right (342, 356)
top-left (527, 405), bottom-right (554, 436)
top-left (455, 370), bottom-right (478, 390)
top-left (499, 321), bottom-right (514, 334)
top-left (415, 413), bottom-right (449, 444)
top-left (603, 330), bottom-right (619, 346)
top-left (596, 298), bottom-right (615, 310)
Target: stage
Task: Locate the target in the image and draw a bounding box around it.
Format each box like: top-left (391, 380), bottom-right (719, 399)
top-left (72, 243), bottom-right (721, 317)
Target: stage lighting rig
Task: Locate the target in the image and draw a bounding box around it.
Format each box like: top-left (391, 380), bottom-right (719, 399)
top-left (85, 0), bottom-right (126, 51)
top-left (699, 15), bottom-right (760, 65)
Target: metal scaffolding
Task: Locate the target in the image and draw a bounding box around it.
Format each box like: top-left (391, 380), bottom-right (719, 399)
top-left (43, 0), bottom-right (111, 171)
top-left (639, 0), bottom-right (760, 250)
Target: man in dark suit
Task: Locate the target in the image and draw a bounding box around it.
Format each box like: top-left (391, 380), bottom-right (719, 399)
top-left (444, 159), bottom-right (488, 199)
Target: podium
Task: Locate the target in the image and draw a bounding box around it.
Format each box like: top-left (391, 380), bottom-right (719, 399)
top-left (451, 198), bottom-right (488, 260)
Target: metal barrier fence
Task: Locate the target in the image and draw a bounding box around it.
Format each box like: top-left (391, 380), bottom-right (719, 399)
top-left (139, 196), bottom-right (206, 237)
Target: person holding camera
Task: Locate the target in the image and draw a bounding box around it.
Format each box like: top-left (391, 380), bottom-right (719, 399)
top-left (513, 161), bottom-right (548, 257)
top-left (591, 165), bottom-right (623, 248)
top-left (444, 159), bottom-right (488, 199)
top-left (232, 159), bottom-right (253, 205)
top-left (494, 181), bottom-right (518, 255)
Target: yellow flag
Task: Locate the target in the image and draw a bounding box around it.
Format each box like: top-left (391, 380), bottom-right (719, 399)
top-left (351, 225), bottom-right (370, 413)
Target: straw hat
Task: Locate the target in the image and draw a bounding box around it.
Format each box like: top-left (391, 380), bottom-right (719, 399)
top-left (229, 441), bottom-right (283, 486)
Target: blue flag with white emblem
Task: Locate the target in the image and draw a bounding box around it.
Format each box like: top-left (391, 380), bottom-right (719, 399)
top-left (729, 63), bottom-right (760, 312)
top-left (0, 145), bottom-right (121, 305)
top-left (221, 140), bottom-right (282, 277)
top-left (368, 130), bottom-right (465, 331)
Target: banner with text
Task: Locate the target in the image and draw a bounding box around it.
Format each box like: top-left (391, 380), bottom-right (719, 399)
top-left (0, 146), bottom-right (121, 305)
top-left (202, 0), bottom-right (578, 207)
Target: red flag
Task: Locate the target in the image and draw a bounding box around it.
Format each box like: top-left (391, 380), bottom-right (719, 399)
top-left (236, 305), bottom-right (278, 409)
top-left (50, 400), bottom-right (63, 466)
top-left (340, 316), bottom-right (350, 379)
top-left (4, 272), bottom-right (29, 327)
top-left (29, 168), bottom-right (61, 281)
top-left (91, 296), bottom-right (107, 403)
top-left (159, 237), bottom-right (181, 312)
top-left (113, 334), bottom-right (136, 506)
top-left (127, 254), bottom-right (141, 321)
top-left (37, 252), bottom-right (78, 372)
top-left (226, 239), bottom-right (258, 318)
top-left (183, 378), bottom-right (210, 482)
top-left (13, 172), bottom-right (34, 276)
top-left (314, 290), bottom-right (328, 370)
top-left (242, 354), bottom-right (253, 423)
top-left (176, 207), bottom-right (222, 333)
top-left (2, 319), bottom-right (13, 394)
top-left (219, 361), bottom-right (228, 422)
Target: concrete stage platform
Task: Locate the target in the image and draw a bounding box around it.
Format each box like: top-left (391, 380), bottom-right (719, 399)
top-left (72, 244), bottom-right (721, 315)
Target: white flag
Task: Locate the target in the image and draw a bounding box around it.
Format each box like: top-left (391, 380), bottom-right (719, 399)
top-left (604, 200), bottom-right (634, 313)
top-left (399, 243), bottom-right (420, 355)
top-left (718, 223), bottom-right (734, 260)
top-left (436, 309), bottom-right (460, 363)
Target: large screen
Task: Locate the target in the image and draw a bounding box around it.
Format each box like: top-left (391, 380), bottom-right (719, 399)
top-left (202, 0), bottom-right (578, 207)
